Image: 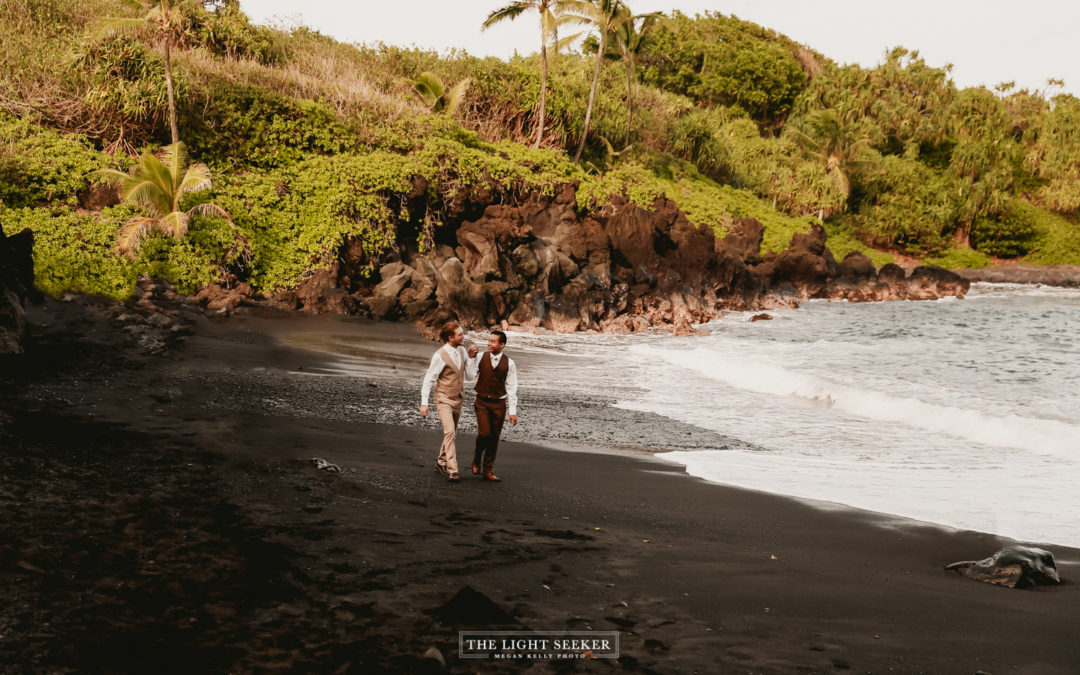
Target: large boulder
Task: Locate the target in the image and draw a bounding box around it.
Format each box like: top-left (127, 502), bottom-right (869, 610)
top-left (288, 265), bottom-right (357, 315)
top-left (947, 546), bottom-right (1061, 589)
top-left (718, 217), bottom-right (765, 263)
top-left (756, 224), bottom-right (833, 297)
top-left (434, 257), bottom-right (488, 326)
top-left (903, 265), bottom-right (970, 300)
top-left (0, 225), bottom-right (36, 354)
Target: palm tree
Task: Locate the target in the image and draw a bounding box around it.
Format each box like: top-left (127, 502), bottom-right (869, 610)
top-left (611, 8), bottom-right (660, 144)
top-left (786, 109), bottom-right (876, 205)
top-left (88, 0), bottom-right (185, 144)
top-left (412, 72), bottom-right (471, 115)
top-left (557, 0), bottom-right (626, 162)
top-left (96, 142), bottom-right (234, 257)
top-left (483, 1), bottom-right (567, 149)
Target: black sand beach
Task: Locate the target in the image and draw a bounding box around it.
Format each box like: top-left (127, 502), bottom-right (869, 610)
top-left (2, 299), bottom-right (1078, 673)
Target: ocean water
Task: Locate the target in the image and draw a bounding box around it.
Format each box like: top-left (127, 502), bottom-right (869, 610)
top-left (504, 283), bottom-right (1080, 548)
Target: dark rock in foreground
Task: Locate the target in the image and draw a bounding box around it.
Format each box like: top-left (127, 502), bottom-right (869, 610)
top-left (946, 546), bottom-right (1061, 589)
top-left (0, 223), bottom-right (37, 354)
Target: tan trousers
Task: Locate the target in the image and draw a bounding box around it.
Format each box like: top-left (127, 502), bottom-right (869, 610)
top-left (435, 395), bottom-right (463, 474)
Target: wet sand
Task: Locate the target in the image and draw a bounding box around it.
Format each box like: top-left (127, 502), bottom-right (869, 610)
top-left (2, 298), bottom-right (1078, 673)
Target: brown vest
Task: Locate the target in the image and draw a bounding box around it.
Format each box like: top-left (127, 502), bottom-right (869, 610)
top-left (434, 346), bottom-right (465, 402)
top-left (475, 352), bottom-right (509, 399)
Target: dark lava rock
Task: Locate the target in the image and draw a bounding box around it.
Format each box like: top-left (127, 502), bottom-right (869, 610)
top-left (946, 546), bottom-right (1061, 589)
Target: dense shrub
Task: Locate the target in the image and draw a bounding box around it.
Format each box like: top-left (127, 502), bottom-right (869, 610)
top-left (1018, 201), bottom-right (1080, 265)
top-left (637, 11), bottom-right (808, 130)
top-left (970, 199), bottom-right (1038, 257)
top-left (0, 114), bottom-right (115, 207)
top-left (849, 154), bottom-right (958, 256)
top-left (184, 82), bottom-right (354, 170)
top-left (1, 206), bottom-right (137, 298)
top-left (1, 202), bottom-right (242, 298)
top-left (181, 0), bottom-right (286, 65)
top-left (1026, 94), bottom-right (1080, 212)
top-left (922, 247), bottom-right (992, 270)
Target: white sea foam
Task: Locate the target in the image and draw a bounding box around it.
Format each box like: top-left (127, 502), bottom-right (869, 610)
top-left (631, 345), bottom-right (1080, 459)
top-left (366, 285), bottom-right (1080, 547)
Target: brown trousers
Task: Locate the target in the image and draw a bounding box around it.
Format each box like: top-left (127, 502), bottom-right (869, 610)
top-left (473, 397), bottom-right (507, 471)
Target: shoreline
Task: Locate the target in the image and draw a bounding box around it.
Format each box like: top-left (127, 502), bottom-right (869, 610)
top-left (955, 264), bottom-right (1080, 287)
top-left (208, 305), bottom-right (1080, 549)
top-left (2, 298), bottom-right (1078, 672)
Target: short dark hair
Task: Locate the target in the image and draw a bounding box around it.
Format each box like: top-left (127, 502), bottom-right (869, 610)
top-left (491, 330), bottom-right (507, 345)
top-left (439, 321), bottom-right (461, 343)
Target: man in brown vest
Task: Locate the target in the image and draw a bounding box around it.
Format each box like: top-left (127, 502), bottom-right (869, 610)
top-left (420, 321), bottom-right (478, 482)
top-left (466, 330), bottom-right (518, 482)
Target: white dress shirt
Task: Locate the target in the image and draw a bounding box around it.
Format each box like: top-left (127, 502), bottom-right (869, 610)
top-left (467, 351), bottom-right (518, 416)
top-left (420, 344), bottom-right (475, 407)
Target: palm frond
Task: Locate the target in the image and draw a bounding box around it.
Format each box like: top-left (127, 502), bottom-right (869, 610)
top-left (116, 217), bottom-right (158, 258)
top-left (93, 168), bottom-right (132, 186)
top-left (87, 16), bottom-right (145, 43)
top-left (555, 0), bottom-right (597, 18)
top-left (122, 179), bottom-right (167, 218)
top-left (135, 152), bottom-right (175, 214)
top-left (178, 163), bottom-right (213, 197)
top-left (412, 72), bottom-right (445, 109)
top-left (445, 78), bottom-right (471, 116)
top-left (158, 142), bottom-right (188, 193)
top-left (540, 6), bottom-right (559, 44)
top-left (553, 29), bottom-right (584, 52)
top-left (483, 3), bottom-right (528, 29)
top-left (159, 210), bottom-right (188, 238)
top-left (187, 202), bottom-right (233, 223)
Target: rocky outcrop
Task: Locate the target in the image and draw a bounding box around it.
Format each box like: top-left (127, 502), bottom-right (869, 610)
top-left (104, 277), bottom-right (198, 355)
top-left (0, 223), bottom-right (37, 354)
top-left (278, 182), bottom-right (969, 333)
top-left (753, 226), bottom-right (970, 303)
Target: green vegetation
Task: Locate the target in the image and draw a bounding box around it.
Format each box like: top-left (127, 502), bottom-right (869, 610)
top-left (85, 0), bottom-right (188, 144)
top-left (95, 141), bottom-right (236, 258)
top-left (2, 0), bottom-right (1079, 302)
top-left (0, 113), bottom-right (117, 207)
top-left (412, 73), bottom-right (471, 115)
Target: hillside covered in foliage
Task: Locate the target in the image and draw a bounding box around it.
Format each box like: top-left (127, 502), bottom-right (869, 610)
top-left (2, 0), bottom-right (1080, 301)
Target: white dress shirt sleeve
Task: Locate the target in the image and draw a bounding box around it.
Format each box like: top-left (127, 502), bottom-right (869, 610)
top-left (465, 349), bottom-right (481, 381)
top-left (506, 357), bottom-right (518, 416)
top-left (420, 350), bottom-right (445, 407)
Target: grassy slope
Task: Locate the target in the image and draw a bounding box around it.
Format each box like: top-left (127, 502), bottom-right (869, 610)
top-left (2, 1), bottom-right (1077, 302)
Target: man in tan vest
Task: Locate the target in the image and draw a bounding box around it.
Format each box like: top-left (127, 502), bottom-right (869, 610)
top-left (420, 321), bottom-right (478, 482)
top-left (466, 330), bottom-right (518, 482)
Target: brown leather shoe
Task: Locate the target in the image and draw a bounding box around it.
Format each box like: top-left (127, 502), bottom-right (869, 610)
top-left (448, 472), bottom-right (461, 482)
top-left (482, 471), bottom-right (501, 482)
top-left (471, 461), bottom-right (480, 475)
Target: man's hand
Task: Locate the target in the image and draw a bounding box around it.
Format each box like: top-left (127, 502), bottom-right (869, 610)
top-left (509, 414), bottom-right (518, 426)
top-left (420, 405), bottom-right (429, 418)
top-left (467, 344), bottom-right (478, 358)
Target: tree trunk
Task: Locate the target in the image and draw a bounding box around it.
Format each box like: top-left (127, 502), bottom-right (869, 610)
top-left (621, 44), bottom-right (633, 146)
top-left (953, 222), bottom-right (972, 249)
top-left (163, 39), bottom-right (179, 144)
top-left (574, 31), bottom-right (605, 162)
top-left (534, 33), bottom-right (548, 149)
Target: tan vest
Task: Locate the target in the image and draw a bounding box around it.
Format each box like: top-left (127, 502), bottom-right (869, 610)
top-left (434, 346), bottom-right (465, 402)
top-left (475, 352), bottom-right (509, 399)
